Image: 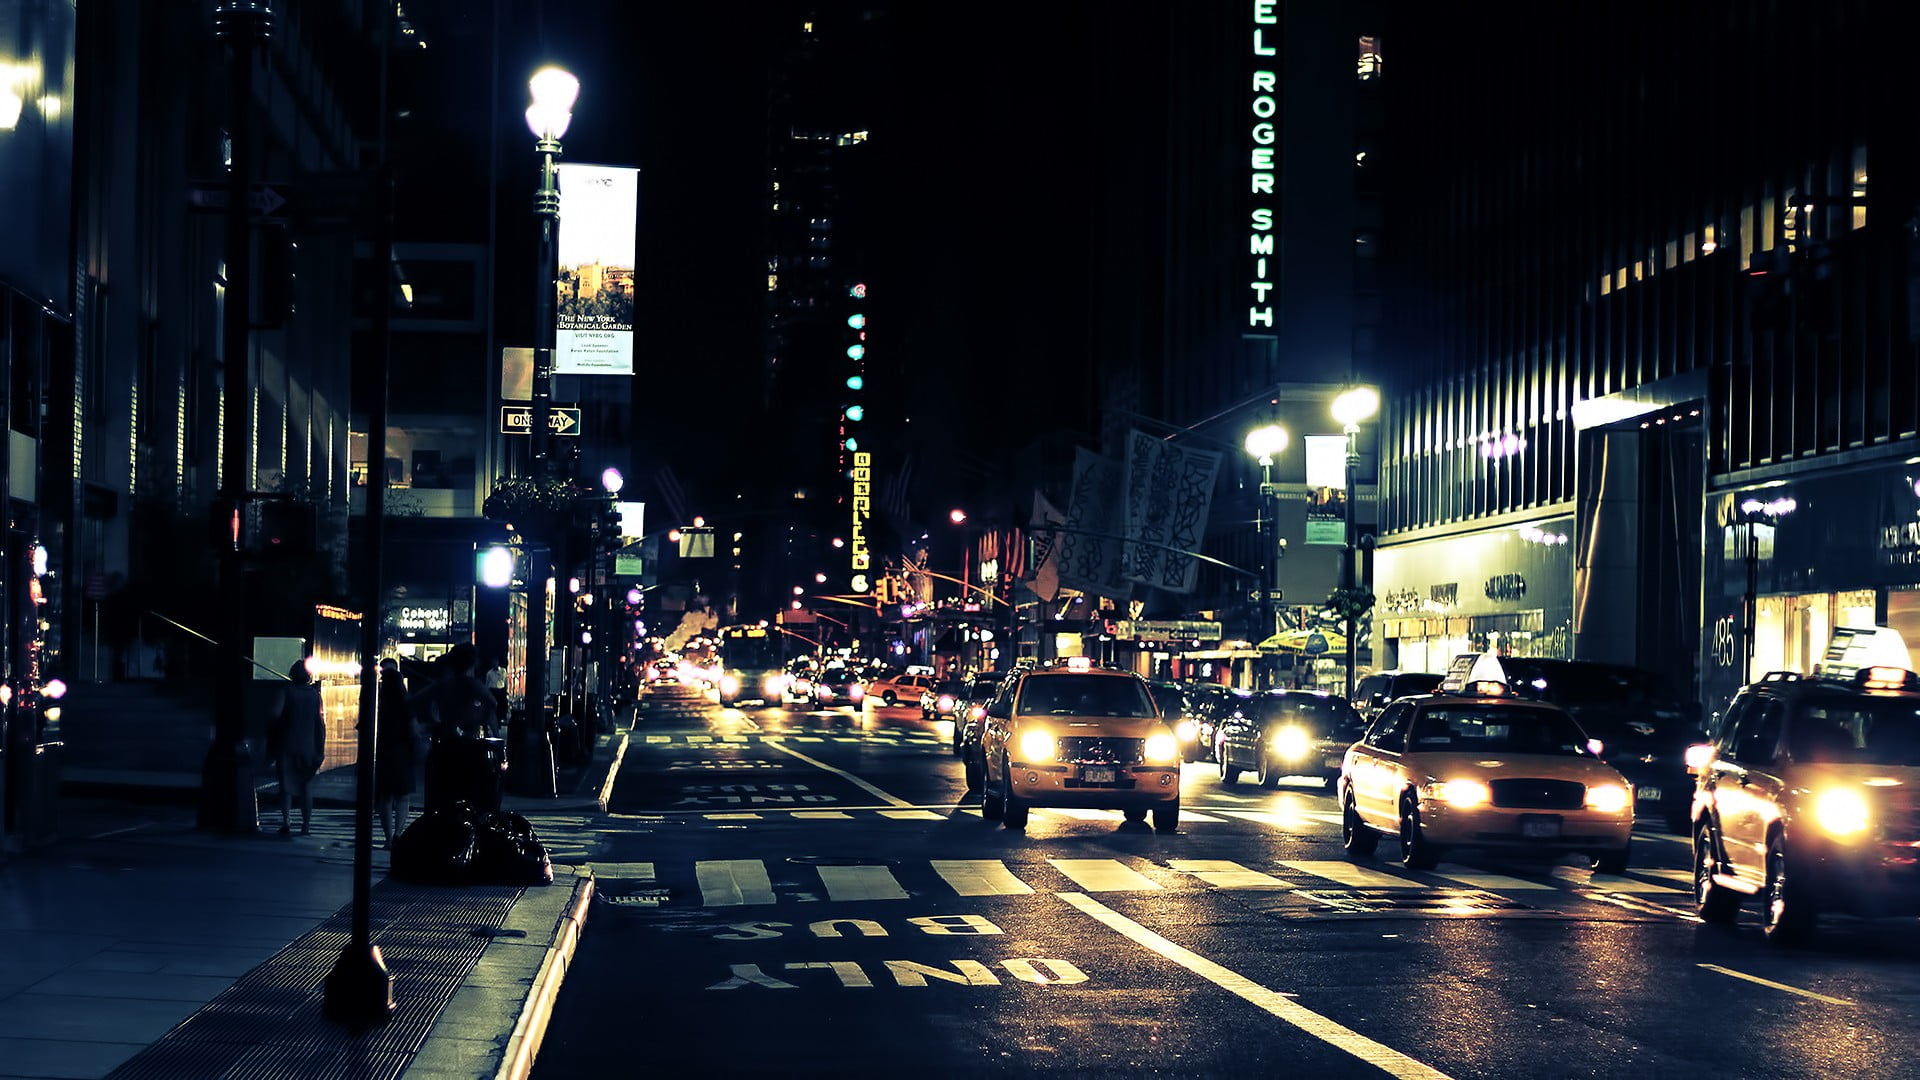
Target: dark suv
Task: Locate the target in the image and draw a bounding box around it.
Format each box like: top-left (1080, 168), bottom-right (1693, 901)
top-left (1351, 671), bottom-right (1444, 723)
top-left (1498, 658), bottom-right (1703, 833)
top-left (1691, 666), bottom-right (1920, 945)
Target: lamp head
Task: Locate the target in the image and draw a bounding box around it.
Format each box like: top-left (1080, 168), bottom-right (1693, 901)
top-left (601, 466), bottom-right (624, 494)
top-left (1331, 386), bottom-right (1379, 428)
top-left (1244, 423), bottom-right (1289, 466)
top-left (526, 66), bottom-right (579, 140)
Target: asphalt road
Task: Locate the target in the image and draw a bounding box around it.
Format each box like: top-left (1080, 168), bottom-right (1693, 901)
top-left (532, 689), bottom-right (1920, 1079)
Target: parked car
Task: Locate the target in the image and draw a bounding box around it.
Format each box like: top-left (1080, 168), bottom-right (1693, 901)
top-left (980, 659), bottom-right (1183, 831)
top-left (1691, 665), bottom-right (1920, 945)
top-left (866, 670), bottom-right (937, 708)
top-left (1338, 661), bottom-right (1636, 872)
top-left (1497, 657), bottom-right (1704, 834)
top-left (1215, 689), bottom-right (1366, 788)
top-left (1351, 671), bottom-right (1445, 723)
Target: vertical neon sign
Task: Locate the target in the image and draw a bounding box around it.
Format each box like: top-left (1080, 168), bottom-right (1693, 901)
top-left (1248, 0), bottom-right (1279, 329)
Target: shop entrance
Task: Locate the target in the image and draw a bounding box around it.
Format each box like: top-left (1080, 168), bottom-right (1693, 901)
top-left (1573, 414), bottom-right (1704, 703)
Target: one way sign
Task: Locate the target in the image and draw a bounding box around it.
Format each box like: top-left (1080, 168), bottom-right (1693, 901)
top-left (500, 406), bottom-right (582, 436)
top-left (188, 180), bottom-right (288, 217)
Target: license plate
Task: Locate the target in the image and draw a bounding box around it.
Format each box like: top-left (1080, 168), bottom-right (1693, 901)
top-left (1635, 786), bottom-right (1663, 802)
top-left (1520, 816), bottom-right (1561, 839)
top-left (1082, 767), bottom-right (1116, 784)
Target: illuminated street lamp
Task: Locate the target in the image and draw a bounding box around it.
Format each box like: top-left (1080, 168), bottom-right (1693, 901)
top-left (1244, 424), bottom-right (1290, 687)
top-left (1330, 387), bottom-right (1379, 700)
top-left (526, 65), bottom-right (578, 479)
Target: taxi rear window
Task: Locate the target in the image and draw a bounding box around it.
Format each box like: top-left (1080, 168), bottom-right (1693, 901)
top-left (1016, 674), bottom-right (1157, 718)
top-left (1410, 706), bottom-right (1588, 755)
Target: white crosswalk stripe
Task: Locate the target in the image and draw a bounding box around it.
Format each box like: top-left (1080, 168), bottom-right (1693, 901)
top-left (696, 859), bottom-right (776, 905)
top-left (818, 865), bottom-right (910, 901)
top-left (930, 859), bottom-right (1034, 896)
top-left (1280, 860), bottom-right (1421, 888)
top-left (1167, 859), bottom-right (1291, 889)
top-left (1049, 858), bottom-right (1162, 892)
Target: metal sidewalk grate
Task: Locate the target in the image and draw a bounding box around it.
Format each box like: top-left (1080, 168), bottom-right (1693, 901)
top-left (108, 880), bottom-right (525, 1079)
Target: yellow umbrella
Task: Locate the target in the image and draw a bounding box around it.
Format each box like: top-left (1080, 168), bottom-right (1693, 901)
top-left (1257, 627), bottom-right (1346, 654)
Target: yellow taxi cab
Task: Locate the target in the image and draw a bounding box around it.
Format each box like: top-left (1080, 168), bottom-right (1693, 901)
top-left (979, 658), bottom-right (1183, 832)
top-left (1337, 653), bottom-right (1636, 871)
top-left (1691, 665), bottom-right (1920, 945)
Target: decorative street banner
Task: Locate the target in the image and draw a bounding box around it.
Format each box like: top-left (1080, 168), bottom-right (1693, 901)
top-left (554, 163), bottom-right (638, 375)
top-left (1304, 434), bottom-right (1349, 545)
top-left (1121, 430), bottom-right (1223, 594)
top-left (1055, 447), bottom-right (1129, 600)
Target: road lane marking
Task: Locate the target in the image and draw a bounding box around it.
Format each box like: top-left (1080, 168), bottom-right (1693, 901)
top-left (1049, 858), bottom-right (1161, 892)
top-left (645, 735), bottom-right (670, 743)
top-left (879, 809), bottom-right (944, 820)
top-left (1219, 810), bottom-right (1314, 830)
top-left (792, 737), bottom-right (825, 743)
top-left (720, 735), bottom-right (749, 743)
top-left (1046, 808), bottom-right (1122, 821)
top-left (1582, 873), bottom-right (1682, 894)
top-left (1635, 868), bottom-right (1695, 886)
top-left (1430, 869), bottom-right (1555, 890)
top-left (1697, 964), bottom-right (1855, 1005)
top-left (1167, 859), bottom-right (1292, 889)
top-left (686, 735), bottom-right (713, 743)
top-left (931, 860), bottom-right (1035, 896)
top-left (817, 865), bottom-right (910, 901)
top-left (706, 813), bottom-right (763, 820)
top-left (586, 862), bottom-right (656, 881)
top-left (764, 740), bottom-right (916, 807)
top-left (791, 811), bottom-right (852, 820)
top-left (1281, 861), bottom-right (1420, 888)
top-left (1179, 810), bottom-right (1224, 822)
top-left (1058, 893), bottom-right (1454, 1080)
top-left (696, 860), bottom-right (776, 906)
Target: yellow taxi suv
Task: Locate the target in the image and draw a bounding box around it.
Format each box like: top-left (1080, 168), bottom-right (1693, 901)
top-left (979, 659), bottom-right (1183, 832)
top-left (1338, 659), bottom-right (1635, 872)
top-left (1691, 665), bottom-right (1920, 946)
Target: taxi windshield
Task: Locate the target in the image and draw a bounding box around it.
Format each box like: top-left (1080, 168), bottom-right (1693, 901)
top-left (1410, 705), bottom-right (1589, 755)
top-left (1017, 674), bottom-right (1158, 718)
top-left (1788, 698), bottom-right (1920, 766)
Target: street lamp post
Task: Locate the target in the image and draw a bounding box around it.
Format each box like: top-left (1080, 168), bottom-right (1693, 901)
top-left (1331, 387), bottom-right (1379, 701)
top-left (1735, 496), bottom-right (1793, 685)
top-left (1244, 424), bottom-right (1289, 689)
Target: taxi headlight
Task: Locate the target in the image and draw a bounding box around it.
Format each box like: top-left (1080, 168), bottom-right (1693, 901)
top-left (938, 694), bottom-right (956, 711)
top-left (719, 675), bottom-right (740, 696)
top-left (1584, 783), bottom-right (1631, 813)
top-left (1683, 743), bottom-right (1714, 772)
top-left (1429, 779), bottom-right (1490, 808)
top-left (1144, 732), bottom-right (1180, 763)
top-left (1270, 725), bottom-right (1312, 761)
top-left (764, 675), bottom-right (786, 696)
top-left (1017, 729), bottom-right (1057, 762)
top-left (848, 685), bottom-right (864, 700)
top-left (1175, 719), bottom-right (1197, 741)
top-left (1814, 787), bottom-right (1871, 836)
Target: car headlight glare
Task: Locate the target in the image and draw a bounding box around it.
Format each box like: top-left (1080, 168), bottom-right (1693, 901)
top-left (938, 695), bottom-right (956, 710)
top-left (848, 685), bottom-right (863, 699)
top-left (719, 675), bottom-right (740, 695)
top-left (1683, 743), bottom-right (1714, 772)
top-left (1175, 719), bottom-right (1197, 741)
top-left (1018, 729), bottom-right (1057, 762)
top-left (1814, 787), bottom-right (1871, 836)
top-left (1270, 725), bottom-right (1312, 761)
top-left (764, 676), bottom-right (785, 696)
top-left (1431, 779), bottom-right (1490, 808)
top-left (1584, 783), bottom-right (1631, 813)
top-left (1144, 732), bottom-right (1179, 763)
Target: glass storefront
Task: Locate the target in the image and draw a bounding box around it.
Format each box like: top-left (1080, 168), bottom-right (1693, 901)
top-left (1374, 515), bottom-right (1575, 674)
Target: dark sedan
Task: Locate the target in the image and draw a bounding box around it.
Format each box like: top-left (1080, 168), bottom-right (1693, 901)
top-left (1215, 688), bottom-right (1366, 788)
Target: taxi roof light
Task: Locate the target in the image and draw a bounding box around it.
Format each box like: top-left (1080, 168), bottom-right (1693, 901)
top-left (1063, 656), bottom-right (1093, 671)
top-left (1855, 665), bottom-right (1920, 691)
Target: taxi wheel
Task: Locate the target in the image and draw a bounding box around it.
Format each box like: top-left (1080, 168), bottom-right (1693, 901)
top-left (981, 761), bottom-right (1005, 820)
top-left (1398, 796), bottom-right (1440, 870)
top-left (1692, 823), bottom-right (1741, 924)
top-left (1001, 760), bottom-right (1030, 831)
top-left (1342, 795), bottom-right (1379, 857)
top-left (1217, 743), bottom-right (1241, 786)
top-left (1122, 807), bottom-right (1148, 823)
top-left (1761, 834), bottom-right (1816, 946)
top-left (1256, 750), bottom-right (1282, 789)
top-left (1152, 804), bottom-right (1179, 832)
top-left (883, 692), bottom-right (898, 706)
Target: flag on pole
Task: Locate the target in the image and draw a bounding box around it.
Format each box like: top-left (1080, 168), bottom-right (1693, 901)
top-left (1120, 429), bottom-right (1223, 594)
top-left (1028, 489), bottom-right (1066, 602)
top-left (1055, 447), bottom-right (1129, 600)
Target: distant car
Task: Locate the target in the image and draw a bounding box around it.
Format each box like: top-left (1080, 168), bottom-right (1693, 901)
top-left (866, 671), bottom-right (937, 708)
top-left (808, 665), bottom-right (865, 709)
top-left (1338, 666), bottom-right (1635, 872)
top-left (1215, 689), bottom-right (1366, 788)
top-left (1351, 671), bottom-right (1445, 723)
top-left (921, 679), bottom-right (967, 721)
top-left (1186, 684), bottom-right (1251, 763)
top-left (956, 672), bottom-right (1011, 785)
top-left (644, 659), bottom-right (676, 684)
top-left (1146, 681), bottom-right (1202, 761)
top-left (1692, 665), bottom-right (1920, 945)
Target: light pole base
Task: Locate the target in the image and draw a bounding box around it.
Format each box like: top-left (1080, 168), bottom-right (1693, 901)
top-left (322, 944), bottom-right (395, 1029)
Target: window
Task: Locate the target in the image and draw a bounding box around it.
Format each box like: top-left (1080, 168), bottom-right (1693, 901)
top-left (1357, 36), bottom-right (1383, 80)
top-left (1730, 698), bottom-right (1784, 764)
top-left (1368, 702), bottom-right (1414, 750)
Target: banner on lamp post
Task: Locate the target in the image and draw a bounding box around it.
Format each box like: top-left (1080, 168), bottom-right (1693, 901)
top-left (554, 163), bottom-right (638, 375)
top-left (1304, 434), bottom-right (1349, 546)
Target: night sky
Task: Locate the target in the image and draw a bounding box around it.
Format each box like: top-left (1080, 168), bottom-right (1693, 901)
top-left (393, 0), bottom-right (1111, 517)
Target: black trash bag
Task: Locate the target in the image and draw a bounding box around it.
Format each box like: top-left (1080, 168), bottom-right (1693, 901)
top-left (471, 809), bottom-right (554, 886)
top-left (391, 804), bottom-right (480, 885)
top-left (552, 716), bottom-right (586, 765)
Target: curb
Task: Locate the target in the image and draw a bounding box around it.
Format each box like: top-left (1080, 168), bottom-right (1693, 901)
top-left (595, 733), bottom-right (630, 814)
top-left (495, 870), bottom-right (595, 1080)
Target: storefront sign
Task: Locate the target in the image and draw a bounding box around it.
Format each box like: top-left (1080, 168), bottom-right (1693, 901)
top-left (850, 451), bottom-right (872, 593)
top-left (1484, 573), bottom-right (1527, 601)
top-left (394, 605), bottom-right (451, 633)
top-left (1114, 619), bottom-right (1222, 643)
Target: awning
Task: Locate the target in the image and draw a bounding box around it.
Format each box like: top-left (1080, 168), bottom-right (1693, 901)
top-left (1257, 628), bottom-right (1346, 654)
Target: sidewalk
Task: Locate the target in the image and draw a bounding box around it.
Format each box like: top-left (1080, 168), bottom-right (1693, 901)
top-left (0, 731), bottom-right (625, 1080)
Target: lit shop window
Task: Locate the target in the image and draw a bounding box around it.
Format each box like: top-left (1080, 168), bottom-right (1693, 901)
top-left (1357, 36), bottom-right (1383, 80)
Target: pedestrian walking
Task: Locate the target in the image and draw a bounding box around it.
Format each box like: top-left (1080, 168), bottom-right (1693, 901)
top-left (373, 657), bottom-right (421, 846)
top-left (485, 657), bottom-right (509, 733)
top-left (424, 643), bottom-right (500, 811)
top-left (267, 656), bottom-right (327, 837)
